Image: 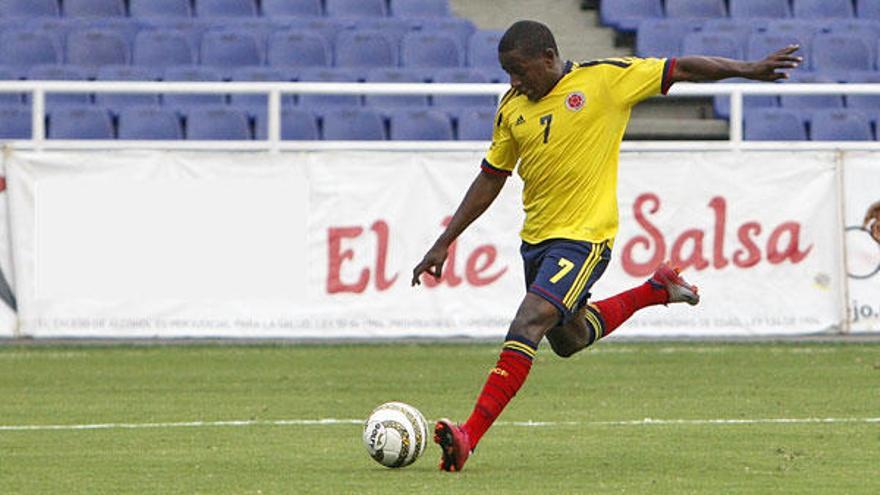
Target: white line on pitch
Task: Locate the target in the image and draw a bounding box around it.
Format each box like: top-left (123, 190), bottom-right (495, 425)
top-left (1, 417), bottom-right (879, 432)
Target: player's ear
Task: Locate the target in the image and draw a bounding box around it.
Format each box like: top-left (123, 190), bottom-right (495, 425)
top-left (542, 48), bottom-right (557, 68)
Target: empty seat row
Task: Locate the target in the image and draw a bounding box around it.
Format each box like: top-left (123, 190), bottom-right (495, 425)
top-left (745, 108), bottom-right (880, 141)
top-left (0, 105), bottom-right (495, 141)
top-left (0, 0), bottom-right (453, 19)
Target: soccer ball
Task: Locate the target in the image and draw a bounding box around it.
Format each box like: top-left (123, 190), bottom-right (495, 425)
top-left (362, 402), bottom-right (429, 468)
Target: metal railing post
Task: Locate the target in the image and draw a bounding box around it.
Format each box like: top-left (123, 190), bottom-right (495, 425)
top-left (729, 88), bottom-right (743, 148)
top-left (267, 89), bottom-right (281, 154)
top-left (31, 87), bottom-right (46, 151)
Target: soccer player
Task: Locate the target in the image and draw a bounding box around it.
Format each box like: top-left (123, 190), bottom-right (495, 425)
top-left (865, 201), bottom-right (880, 242)
top-left (411, 20), bottom-right (802, 472)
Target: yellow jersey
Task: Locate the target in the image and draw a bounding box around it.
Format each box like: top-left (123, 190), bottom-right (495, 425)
top-left (482, 57), bottom-right (675, 245)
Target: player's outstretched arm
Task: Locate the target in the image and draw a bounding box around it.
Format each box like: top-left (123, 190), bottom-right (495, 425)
top-left (411, 170), bottom-right (507, 286)
top-left (671, 45), bottom-right (802, 83)
top-left (865, 200), bottom-right (880, 243)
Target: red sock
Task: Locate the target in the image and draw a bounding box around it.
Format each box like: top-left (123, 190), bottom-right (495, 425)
top-left (592, 281), bottom-right (668, 336)
top-left (462, 336), bottom-right (537, 449)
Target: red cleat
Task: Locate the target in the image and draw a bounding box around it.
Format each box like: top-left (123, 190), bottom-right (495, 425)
top-left (433, 419), bottom-right (471, 472)
top-left (649, 262), bottom-right (700, 306)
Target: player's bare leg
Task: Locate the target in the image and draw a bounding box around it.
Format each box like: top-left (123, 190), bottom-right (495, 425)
top-left (435, 293), bottom-right (558, 472)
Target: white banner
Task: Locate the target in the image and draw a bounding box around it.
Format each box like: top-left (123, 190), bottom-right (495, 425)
top-left (5, 150), bottom-right (846, 338)
top-left (0, 150), bottom-right (18, 337)
top-left (843, 152), bottom-right (880, 332)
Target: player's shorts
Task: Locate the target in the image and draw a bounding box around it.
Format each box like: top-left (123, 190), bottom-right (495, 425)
top-left (521, 238), bottom-right (611, 323)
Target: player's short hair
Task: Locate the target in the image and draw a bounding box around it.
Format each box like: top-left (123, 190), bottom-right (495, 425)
top-left (498, 20), bottom-right (559, 57)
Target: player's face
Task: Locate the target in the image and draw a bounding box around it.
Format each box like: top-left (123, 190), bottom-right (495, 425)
top-left (499, 48), bottom-right (560, 102)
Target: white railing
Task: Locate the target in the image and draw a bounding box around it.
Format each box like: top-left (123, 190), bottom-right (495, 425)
top-left (0, 80), bottom-right (879, 151)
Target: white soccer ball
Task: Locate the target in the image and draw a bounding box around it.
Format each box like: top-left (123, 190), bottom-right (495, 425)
top-left (362, 402), bottom-right (429, 468)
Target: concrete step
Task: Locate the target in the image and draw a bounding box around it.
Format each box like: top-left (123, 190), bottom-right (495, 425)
top-left (625, 118), bottom-right (730, 140)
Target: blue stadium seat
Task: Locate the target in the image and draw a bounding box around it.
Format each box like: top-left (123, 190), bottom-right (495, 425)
top-left (430, 68), bottom-right (494, 109)
top-left (764, 20), bottom-right (826, 44)
top-left (599, 0), bottom-right (663, 32)
top-left (195, 0), bottom-right (257, 17)
top-left (701, 19), bottom-right (758, 48)
top-left (162, 66), bottom-right (225, 108)
top-left (95, 65), bottom-right (161, 114)
top-left (390, 0), bottom-right (450, 18)
top-left (229, 67), bottom-right (295, 115)
top-left (811, 34), bottom-right (873, 75)
top-left (682, 33), bottom-right (742, 59)
top-left (335, 30), bottom-right (397, 68)
top-left (636, 19), bottom-right (701, 58)
top-left (133, 30), bottom-right (196, 69)
top-left (389, 109), bottom-right (452, 140)
top-left (267, 31), bottom-right (330, 67)
top-left (415, 18), bottom-right (476, 48)
top-left (27, 65), bottom-right (91, 109)
top-left (129, 0), bottom-right (192, 18)
top-left (325, 0), bottom-right (386, 18)
top-left (779, 72), bottom-right (844, 113)
top-left (729, 0), bottom-right (790, 19)
top-left (186, 106), bottom-right (251, 139)
top-left (322, 108), bottom-right (386, 140)
top-left (210, 18), bottom-right (278, 46)
top-left (744, 109), bottom-right (807, 141)
top-left (364, 68), bottom-right (428, 110)
top-left (77, 18), bottom-right (142, 45)
top-left (858, 0), bottom-right (880, 20)
top-left (810, 109), bottom-right (873, 141)
top-left (748, 33), bottom-right (813, 71)
top-left (48, 106), bottom-right (114, 139)
top-left (138, 19), bottom-right (209, 48)
top-left (118, 106), bottom-right (183, 139)
top-left (66, 30), bottom-right (130, 75)
top-left (713, 79), bottom-right (778, 120)
top-left (0, 0), bottom-right (59, 17)
top-left (825, 20), bottom-right (880, 63)
top-left (253, 108), bottom-right (320, 140)
top-left (261, 0), bottom-right (322, 17)
top-left (0, 66), bottom-right (22, 105)
top-left (351, 18), bottom-right (418, 46)
top-left (665, 0), bottom-right (726, 19)
top-left (296, 68), bottom-right (362, 112)
top-left (793, 0), bottom-right (854, 19)
top-left (63, 0), bottom-right (125, 17)
top-left (402, 32), bottom-right (462, 68)
top-left (0, 106), bottom-right (30, 139)
top-left (200, 30), bottom-right (263, 72)
top-left (456, 107), bottom-right (495, 141)
top-left (281, 18), bottom-right (354, 46)
top-left (845, 72), bottom-right (880, 109)
top-left (467, 30), bottom-right (503, 70)
top-left (0, 31), bottom-right (61, 69)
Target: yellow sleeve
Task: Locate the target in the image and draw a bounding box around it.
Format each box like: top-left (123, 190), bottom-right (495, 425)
top-left (602, 57), bottom-right (675, 107)
top-left (482, 94), bottom-right (519, 176)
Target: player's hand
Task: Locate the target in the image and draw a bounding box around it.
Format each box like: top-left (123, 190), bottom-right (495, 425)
top-left (864, 200), bottom-right (880, 243)
top-left (411, 245), bottom-right (448, 286)
top-left (748, 45), bottom-right (802, 81)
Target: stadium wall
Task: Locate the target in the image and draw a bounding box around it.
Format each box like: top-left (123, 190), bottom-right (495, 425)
top-left (0, 149), bottom-right (877, 339)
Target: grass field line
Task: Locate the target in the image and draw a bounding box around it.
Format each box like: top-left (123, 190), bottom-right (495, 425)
top-left (2, 416), bottom-right (879, 432)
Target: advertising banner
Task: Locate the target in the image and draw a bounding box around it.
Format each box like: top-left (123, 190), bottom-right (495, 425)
top-left (4, 150), bottom-right (845, 338)
top-left (842, 152), bottom-right (880, 333)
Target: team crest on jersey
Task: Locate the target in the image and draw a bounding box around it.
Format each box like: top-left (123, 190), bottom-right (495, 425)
top-left (565, 91), bottom-right (585, 112)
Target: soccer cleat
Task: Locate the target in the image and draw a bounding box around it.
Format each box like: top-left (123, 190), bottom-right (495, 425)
top-left (649, 262), bottom-right (700, 306)
top-left (434, 419), bottom-right (471, 472)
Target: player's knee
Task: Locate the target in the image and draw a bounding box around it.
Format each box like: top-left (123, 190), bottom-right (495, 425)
top-left (508, 312), bottom-right (555, 344)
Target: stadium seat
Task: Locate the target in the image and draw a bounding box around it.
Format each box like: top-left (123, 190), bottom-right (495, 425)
top-left (325, 0), bottom-right (386, 18)
top-left (635, 19), bottom-right (702, 58)
top-left (261, 0), bottom-right (322, 17)
top-left (322, 108), bottom-right (386, 140)
top-left (26, 65), bottom-right (91, 109)
top-left (229, 67), bottom-right (295, 115)
top-left (744, 109), bottom-right (807, 141)
top-left (416, 18), bottom-right (477, 48)
top-left (137, 18), bottom-right (209, 48)
top-left (599, 0), bottom-right (663, 32)
top-left (0, 31), bottom-right (61, 68)
top-left (729, 0), bottom-right (790, 19)
top-left (810, 109), bottom-right (873, 141)
top-left (296, 68), bottom-right (362, 112)
top-left (195, 0), bottom-right (257, 17)
top-left (117, 106), bottom-right (183, 139)
top-left (48, 106), bottom-right (114, 140)
top-left (66, 30), bottom-right (130, 75)
top-left (95, 65), bottom-right (162, 114)
top-left (430, 68), bottom-right (495, 109)
top-left (825, 20), bottom-right (880, 63)
top-left (129, 0), bottom-right (192, 18)
top-left (467, 30), bottom-right (504, 70)
top-left (351, 18), bottom-right (418, 46)
top-left (665, 0), bottom-right (726, 19)
top-left (793, 0), bottom-right (854, 19)
top-left (0, 106), bottom-right (30, 139)
top-left (748, 33), bottom-right (813, 71)
top-left (456, 107), bottom-right (495, 141)
top-left (133, 30), bottom-right (196, 69)
top-left (389, 109), bottom-right (453, 140)
top-left (0, 0), bottom-right (59, 17)
top-left (713, 78), bottom-right (778, 120)
top-left (162, 66), bottom-right (225, 108)
top-left (700, 19), bottom-right (756, 48)
top-left (764, 20), bottom-right (826, 44)
top-left (811, 34), bottom-right (873, 75)
top-left (185, 106), bottom-right (251, 139)
top-left (390, 0), bottom-right (450, 18)
top-left (858, 0), bottom-right (880, 20)
top-left (845, 72), bottom-right (880, 109)
top-left (281, 18), bottom-right (355, 46)
top-left (402, 32), bottom-right (463, 68)
top-left (253, 108), bottom-right (320, 140)
top-left (682, 33), bottom-right (742, 59)
top-left (63, 0), bottom-right (125, 17)
top-left (335, 31), bottom-right (397, 68)
top-left (267, 31), bottom-right (331, 67)
top-left (200, 30), bottom-right (263, 72)
top-left (779, 72), bottom-right (844, 113)
top-left (210, 17), bottom-right (278, 45)
top-left (0, 66), bottom-right (22, 105)
top-left (364, 68), bottom-right (428, 110)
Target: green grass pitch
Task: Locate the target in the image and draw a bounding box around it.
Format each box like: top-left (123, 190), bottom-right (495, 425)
top-left (1, 341), bottom-right (879, 494)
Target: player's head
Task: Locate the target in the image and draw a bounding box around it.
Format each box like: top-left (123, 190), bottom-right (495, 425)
top-left (498, 20), bottom-right (563, 102)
